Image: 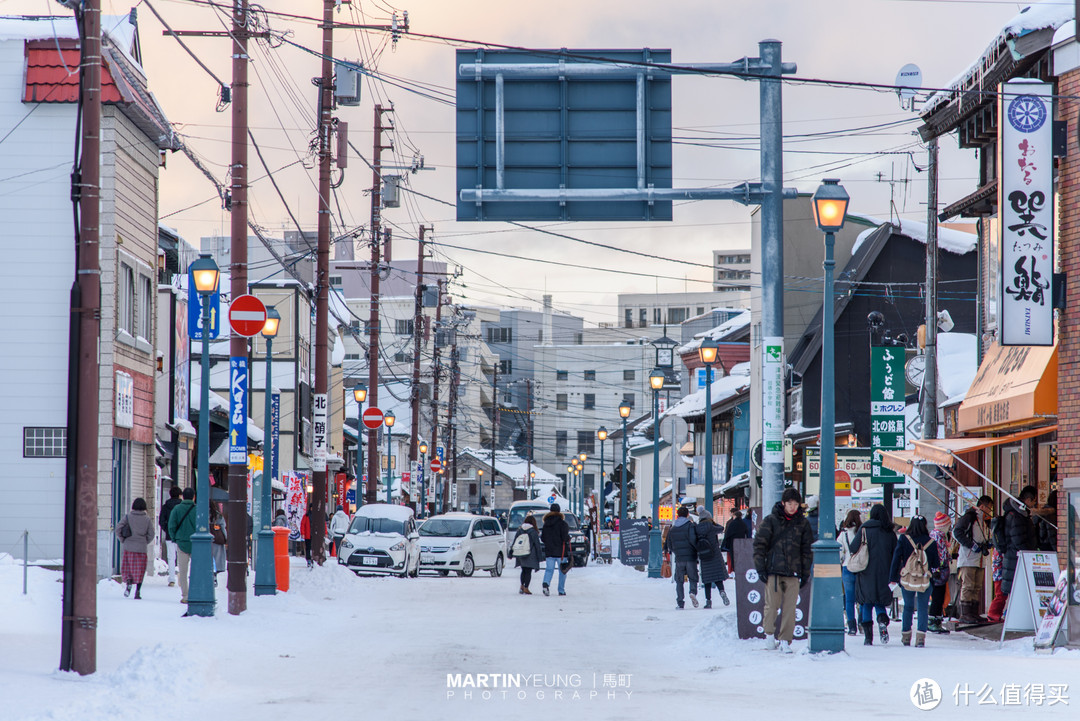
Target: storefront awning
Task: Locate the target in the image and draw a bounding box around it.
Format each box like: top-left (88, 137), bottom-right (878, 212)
top-left (958, 342), bottom-right (1057, 432)
top-left (911, 425), bottom-right (1057, 467)
top-left (877, 449), bottom-right (918, 476)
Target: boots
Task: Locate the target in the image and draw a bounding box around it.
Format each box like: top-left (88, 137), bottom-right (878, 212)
top-left (877, 613), bottom-right (890, 644)
top-left (520, 585), bottom-right (533, 595)
top-left (542, 583), bottom-right (550, 596)
top-left (861, 622), bottom-right (874, 646)
top-left (124, 583), bottom-right (132, 598)
top-left (720, 590), bottom-right (730, 606)
top-left (928, 616), bottom-right (950, 634)
top-left (915, 631), bottom-right (926, 648)
top-left (846, 618), bottom-right (859, 636)
top-left (959, 601), bottom-right (986, 625)
top-left (134, 583), bottom-right (142, 600)
top-left (704, 599), bottom-right (713, 609)
top-left (901, 630), bottom-right (912, 646)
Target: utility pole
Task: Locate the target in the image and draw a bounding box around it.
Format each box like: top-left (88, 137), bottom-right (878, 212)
top-left (429, 279), bottom-right (444, 507)
top-left (366, 104), bottom-right (393, 503)
top-left (490, 363), bottom-right (499, 514)
top-left (408, 226), bottom-right (429, 512)
top-left (920, 138), bottom-right (941, 517)
top-left (446, 326), bottom-right (461, 513)
top-left (61, 0), bottom-right (102, 675)
top-left (526, 379), bottom-right (533, 498)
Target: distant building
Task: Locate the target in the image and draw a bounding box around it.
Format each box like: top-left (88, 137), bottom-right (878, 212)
top-left (712, 248), bottom-right (752, 306)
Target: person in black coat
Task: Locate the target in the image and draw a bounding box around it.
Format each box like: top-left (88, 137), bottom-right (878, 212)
top-left (663, 505), bottom-right (700, 609)
top-left (696, 508), bottom-right (729, 608)
top-left (721, 509), bottom-right (749, 573)
top-left (753, 488), bottom-right (814, 651)
top-left (540, 504), bottom-right (571, 596)
top-left (848, 503), bottom-right (897, 645)
top-left (158, 486), bottom-right (182, 587)
top-left (511, 515), bottom-right (544, 595)
top-left (1001, 486), bottom-right (1039, 596)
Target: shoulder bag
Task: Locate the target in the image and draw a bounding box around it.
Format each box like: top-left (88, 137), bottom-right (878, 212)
top-left (847, 528), bottom-right (870, 573)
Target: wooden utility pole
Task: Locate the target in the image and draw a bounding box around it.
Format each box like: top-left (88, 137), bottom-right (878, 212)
top-left (408, 226), bottom-right (428, 511)
top-left (366, 104), bottom-right (393, 502)
top-left (61, 0), bottom-right (102, 675)
top-left (446, 327), bottom-right (461, 513)
top-left (428, 279), bottom-right (444, 504)
top-left (490, 363), bottom-right (499, 513)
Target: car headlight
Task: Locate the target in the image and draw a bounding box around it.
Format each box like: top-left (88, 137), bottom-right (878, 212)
top-left (450, 542), bottom-right (461, 551)
top-left (389, 541), bottom-right (406, 552)
top-left (341, 539), bottom-right (354, 550)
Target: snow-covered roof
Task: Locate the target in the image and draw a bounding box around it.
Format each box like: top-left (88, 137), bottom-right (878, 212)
top-left (937, 333), bottom-right (979, 401)
top-left (664, 366), bottom-right (751, 420)
top-left (0, 15), bottom-right (136, 47)
top-left (677, 310), bottom-right (751, 355)
top-left (850, 217), bottom-right (976, 256)
top-left (354, 503), bottom-right (415, 521)
top-left (458, 448), bottom-right (557, 484)
top-left (719, 472), bottom-right (750, 494)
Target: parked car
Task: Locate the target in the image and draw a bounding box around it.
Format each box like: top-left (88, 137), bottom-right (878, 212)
top-left (418, 513), bottom-right (506, 577)
top-left (508, 506), bottom-right (589, 568)
top-left (338, 504), bottom-right (420, 578)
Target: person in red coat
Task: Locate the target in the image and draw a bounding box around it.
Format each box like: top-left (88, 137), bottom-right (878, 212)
top-left (301, 506), bottom-right (313, 568)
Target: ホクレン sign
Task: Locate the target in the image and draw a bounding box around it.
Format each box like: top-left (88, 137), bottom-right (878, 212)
top-left (870, 347), bottom-right (906, 482)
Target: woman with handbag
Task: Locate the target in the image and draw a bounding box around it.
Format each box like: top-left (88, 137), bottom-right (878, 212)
top-left (847, 503), bottom-right (897, 645)
top-left (115, 498), bottom-right (155, 599)
top-left (838, 509), bottom-right (863, 636)
top-left (511, 515), bottom-right (544, 594)
top-left (209, 502), bottom-right (227, 584)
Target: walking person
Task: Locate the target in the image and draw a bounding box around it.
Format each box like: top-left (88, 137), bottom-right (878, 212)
top-left (663, 506), bottom-right (700, 609)
top-left (989, 485), bottom-right (1039, 621)
top-left (838, 509), bottom-right (863, 636)
top-left (927, 512), bottom-right (953, 634)
top-left (209, 502), bottom-right (227, 585)
top-left (115, 498), bottom-right (155, 599)
top-left (167, 487), bottom-right (197, 604)
top-left (953, 495), bottom-right (992, 623)
top-left (721, 509), bottom-right (749, 574)
top-left (890, 515), bottom-right (940, 647)
top-left (301, 505), bottom-right (314, 568)
top-left (329, 505), bottom-right (351, 557)
top-left (696, 508), bottom-right (730, 608)
top-left (158, 486), bottom-right (182, 587)
top-left (541, 503), bottom-right (571, 596)
top-left (753, 488), bottom-right (814, 653)
top-left (848, 503), bottom-right (897, 645)
top-left (511, 515), bottom-right (543, 594)
top-left (272, 508), bottom-right (288, 528)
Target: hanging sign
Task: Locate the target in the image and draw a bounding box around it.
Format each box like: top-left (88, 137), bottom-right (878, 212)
top-left (228, 357), bottom-right (248, 464)
top-left (1000, 80), bottom-right (1054, 346)
top-left (870, 346), bottom-right (906, 482)
top-left (313, 393), bottom-right (328, 472)
top-left (761, 337), bottom-right (785, 462)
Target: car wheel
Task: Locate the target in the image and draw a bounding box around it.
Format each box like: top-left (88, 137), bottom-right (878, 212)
top-left (437, 570), bottom-right (450, 577)
top-left (458, 553), bottom-right (475, 577)
top-left (490, 553), bottom-right (504, 577)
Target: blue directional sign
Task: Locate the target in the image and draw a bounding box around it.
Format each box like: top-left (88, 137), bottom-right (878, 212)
top-left (187, 268), bottom-right (221, 340)
top-left (346, 488), bottom-right (356, 504)
top-left (228, 357), bottom-right (248, 464)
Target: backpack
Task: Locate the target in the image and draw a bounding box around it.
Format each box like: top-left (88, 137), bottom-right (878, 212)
top-left (990, 515), bottom-right (1008, 553)
top-left (511, 532), bottom-right (531, 558)
top-left (900, 539), bottom-right (931, 592)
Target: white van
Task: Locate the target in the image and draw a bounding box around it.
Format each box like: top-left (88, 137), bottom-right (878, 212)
top-left (338, 503), bottom-right (420, 577)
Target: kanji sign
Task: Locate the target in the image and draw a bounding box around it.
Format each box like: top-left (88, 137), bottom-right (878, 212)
top-left (228, 294), bottom-right (268, 337)
top-left (762, 337), bottom-right (785, 462)
top-left (1000, 81), bottom-right (1053, 346)
top-left (312, 393), bottom-right (328, 472)
top-left (362, 407), bottom-right (384, 430)
top-left (870, 347), bottom-right (906, 482)
top-left (228, 357), bottom-right (248, 464)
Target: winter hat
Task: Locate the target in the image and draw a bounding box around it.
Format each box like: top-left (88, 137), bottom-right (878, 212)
top-left (697, 506), bottom-right (713, 521)
top-left (934, 511), bottom-right (950, 531)
top-left (550, 503), bottom-right (561, 513)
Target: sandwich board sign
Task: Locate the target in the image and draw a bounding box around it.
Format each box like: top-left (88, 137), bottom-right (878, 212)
top-left (1033, 571), bottom-right (1069, 652)
top-left (1001, 551), bottom-right (1062, 642)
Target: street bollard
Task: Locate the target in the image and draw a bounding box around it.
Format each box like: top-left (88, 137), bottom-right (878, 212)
top-left (272, 526), bottom-right (290, 592)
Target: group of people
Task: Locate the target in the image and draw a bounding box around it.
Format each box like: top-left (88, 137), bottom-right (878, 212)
top-left (509, 502), bottom-right (572, 596)
top-left (663, 506), bottom-right (732, 609)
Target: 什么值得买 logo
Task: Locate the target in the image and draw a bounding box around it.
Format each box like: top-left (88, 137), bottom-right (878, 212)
top-left (1008, 95), bottom-right (1047, 134)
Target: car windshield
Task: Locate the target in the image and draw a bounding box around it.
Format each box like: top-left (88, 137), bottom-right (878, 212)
top-left (418, 519), bottom-right (472, 537)
top-left (507, 507), bottom-right (547, 531)
top-left (348, 517), bottom-right (405, 535)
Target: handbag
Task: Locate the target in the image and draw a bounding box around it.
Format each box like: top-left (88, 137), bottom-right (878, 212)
top-left (211, 522), bottom-right (227, 546)
top-left (847, 528), bottom-right (870, 573)
top-left (118, 517), bottom-right (132, 540)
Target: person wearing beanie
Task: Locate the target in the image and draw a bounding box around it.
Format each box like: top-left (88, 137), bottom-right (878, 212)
top-left (927, 511), bottom-right (953, 634)
top-left (753, 488), bottom-right (814, 652)
top-left (695, 507), bottom-right (730, 608)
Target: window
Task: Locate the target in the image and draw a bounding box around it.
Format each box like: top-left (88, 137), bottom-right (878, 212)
top-left (697, 307), bottom-right (705, 316)
top-left (344, 353), bottom-right (361, 361)
top-left (622, 393), bottom-right (635, 408)
top-left (575, 332), bottom-right (583, 345)
top-left (623, 369), bottom-right (635, 381)
top-left (577, 431), bottom-right (595, 454)
top-left (652, 308), bottom-right (661, 324)
top-left (138, 276), bottom-right (152, 340)
top-left (583, 370), bottom-right (596, 381)
top-left (119, 263), bottom-right (135, 336)
top-left (624, 309), bottom-right (633, 328)
top-left (486, 327), bottom-right (512, 344)
top-left (583, 394), bottom-right (595, 410)
top-left (556, 431), bottom-right (567, 456)
top-left (639, 309), bottom-right (647, 327)
top-left (330, 275), bottom-right (343, 287)
top-left (497, 360), bottom-right (512, 375)
top-left (393, 351), bottom-right (410, 363)
top-left (667, 307), bottom-right (688, 324)
top-left (556, 394), bottom-right (568, 411)
top-left (469, 483), bottom-right (477, 496)
top-left (349, 320), bottom-right (361, 334)
top-left (23, 427), bottom-right (66, 458)
top-left (556, 370), bottom-right (568, 381)
top-left (395, 319), bottom-right (414, 336)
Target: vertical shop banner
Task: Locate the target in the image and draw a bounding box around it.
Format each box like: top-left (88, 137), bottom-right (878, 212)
top-left (174, 299), bottom-right (190, 423)
top-left (1000, 81), bottom-right (1053, 346)
top-left (229, 357), bottom-right (248, 464)
top-left (870, 347), bottom-right (906, 482)
top-left (284, 472), bottom-right (306, 540)
top-left (312, 393), bottom-right (328, 472)
top-left (270, 392), bottom-right (280, 482)
top-left (762, 337), bottom-right (785, 462)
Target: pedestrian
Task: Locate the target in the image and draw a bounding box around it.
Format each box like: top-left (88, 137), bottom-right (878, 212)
top-left (753, 488), bottom-right (814, 653)
top-left (838, 509), bottom-right (863, 636)
top-left (158, 485), bottom-right (182, 587)
top-left (721, 509), bottom-right (749, 574)
top-left (301, 505), bottom-right (313, 568)
top-left (115, 497), bottom-right (155, 599)
top-left (953, 495), bottom-right (992, 623)
top-left (272, 508), bottom-right (288, 528)
top-left (167, 487), bottom-right (197, 604)
top-left (662, 505), bottom-right (700, 609)
top-left (805, 495), bottom-right (820, 540)
top-left (540, 503), bottom-right (571, 596)
top-left (847, 503), bottom-right (897, 645)
top-left (927, 512), bottom-right (953, 634)
top-left (209, 502), bottom-right (227, 584)
top-left (696, 507), bottom-right (729, 608)
top-left (1033, 490), bottom-right (1057, 552)
top-left (890, 515), bottom-right (940, 647)
top-left (989, 485), bottom-right (1039, 621)
top-left (511, 515), bottom-right (544, 594)
top-left (329, 505), bottom-right (351, 556)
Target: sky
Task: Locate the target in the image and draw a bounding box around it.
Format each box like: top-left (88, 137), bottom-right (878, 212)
top-left (1, 0), bottom-right (1039, 323)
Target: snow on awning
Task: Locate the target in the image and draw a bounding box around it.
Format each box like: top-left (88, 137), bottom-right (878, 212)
top-left (719, 472), bottom-right (750, 494)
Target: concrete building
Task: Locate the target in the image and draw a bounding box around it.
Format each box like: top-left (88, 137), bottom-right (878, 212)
top-left (712, 248), bottom-right (752, 307)
top-left (202, 230), bottom-right (314, 285)
top-left (617, 291), bottom-right (744, 329)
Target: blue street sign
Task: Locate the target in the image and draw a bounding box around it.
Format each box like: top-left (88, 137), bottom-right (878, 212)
top-left (694, 366), bottom-right (716, 392)
top-left (187, 268), bottom-right (221, 340)
top-left (228, 357), bottom-right (248, 464)
top-left (270, 392), bottom-right (280, 481)
top-left (436, 446), bottom-right (445, 463)
top-left (346, 488), bottom-right (356, 504)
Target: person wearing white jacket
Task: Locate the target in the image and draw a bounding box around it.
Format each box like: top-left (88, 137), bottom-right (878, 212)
top-left (329, 505), bottom-right (351, 557)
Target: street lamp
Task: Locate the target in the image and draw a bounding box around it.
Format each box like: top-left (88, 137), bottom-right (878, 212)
top-left (352, 383), bottom-right (367, 510)
top-left (698, 336), bottom-right (720, 517)
top-left (618, 399), bottom-right (632, 537)
top-left (597, 427), bottom-right (608, 535)
top-left (254, 305), bottom-right (280, 597)
top-left (578, 452), bottom-right (587, 518)
top-left (808, 177), bottom-right (850, 654)
top-left (188, 254), bottom-right (218, 617)
top-left (477, 469), bottom-right (484, 514)
top-left (384, 410), bottom-right (395, 504)
top-left (647, 368), bottom-right (665, 579)
top-left (419, 442), bottom-right (428, 516)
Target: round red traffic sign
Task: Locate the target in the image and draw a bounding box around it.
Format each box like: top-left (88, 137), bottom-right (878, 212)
top-left (228, 294), bottom-right (267, 337)
top-left (362, 407), bottom-right (384, 430)
top-left (430, 458), bottom-right (443, 473)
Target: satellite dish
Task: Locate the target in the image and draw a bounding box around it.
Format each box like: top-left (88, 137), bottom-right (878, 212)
top-left (895, 63), bottom-right (922, 111)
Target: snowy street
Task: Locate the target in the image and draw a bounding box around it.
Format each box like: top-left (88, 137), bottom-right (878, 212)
top-left (3, 555), bottom-right (1079, 720)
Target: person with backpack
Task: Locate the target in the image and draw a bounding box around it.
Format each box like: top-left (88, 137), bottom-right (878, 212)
top-left (953, 495), bottom-right (992, 624)
top-left (540, 503), bottom-right (571, 596)
top-left (695, 508), bottom-right (729, 608)
top-left (511, 515), bottom-right (543, 594)
top-left (753, 488), bottom-right (814, 652)
top-left (927, 512), bottom-right (953, 634)
top-left (988, 485), bottom-right (1039, 622)
top-left (663, 505), bottom-right (700, 609)
top-left (889, 515), bottom-right (940, 647)
top-left (848, 503), bottom-right (897, 645)
top-left (838, 509), bottom-right (863, 636)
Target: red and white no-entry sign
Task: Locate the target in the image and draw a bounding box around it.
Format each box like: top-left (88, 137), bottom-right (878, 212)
top-left (228, 294), bottom-right (268, 337)
top-left (362, 407), bottom-right (384, 430)
top-left (430, 458), bottom-right (443, 473)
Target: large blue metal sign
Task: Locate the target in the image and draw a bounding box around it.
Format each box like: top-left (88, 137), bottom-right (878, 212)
top-left (456, 48), bottom-right (672, 222)
top-left (229, 357), bottom-right (248, 464)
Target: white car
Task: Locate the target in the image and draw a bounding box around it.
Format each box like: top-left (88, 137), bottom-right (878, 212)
top-left (418, 513), bottom-right (506, 577)
top-left (338, 504), bottom-right (420, 577)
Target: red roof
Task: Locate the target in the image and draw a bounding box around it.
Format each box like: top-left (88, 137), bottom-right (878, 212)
top-left (24, 40), bottom-right (123, 104)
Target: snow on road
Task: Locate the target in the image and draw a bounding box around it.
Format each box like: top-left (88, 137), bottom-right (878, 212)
top-left (3, 554), bottom-right (1078, 720)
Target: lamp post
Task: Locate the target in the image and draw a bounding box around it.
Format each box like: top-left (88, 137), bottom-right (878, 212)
top-left (578, 452), bottom-right (587, 519)
top-left (384, 410), bottom-right (395, 504)
top-left (647, 368), bottom-right (665, 578)
top-left (597, 427), bottom-right (607, 533)
top-left (352, 383), bottom-right (367, 510)
top-left (188, 254), bottom-right (219, 617)
top-left (419, 442), bottom-right (428, 516)
top-left (254, 305), bottom-right (280, 596)
top-left (477, 469), bottom-right (484, 514)
top-left (808, 178), bottom-right (850, 654)
top-left (698, 337), bottom-right (720, 516)
top-left (618, 399), bottom-right (632, 536)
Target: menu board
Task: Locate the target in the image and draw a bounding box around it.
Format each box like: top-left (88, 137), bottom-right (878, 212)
top-left (620, 519), bottom-right (650, 566)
